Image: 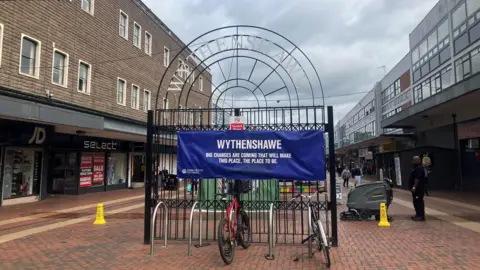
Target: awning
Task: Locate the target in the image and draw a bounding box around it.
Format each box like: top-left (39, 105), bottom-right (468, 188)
top-left (335, 134), bottom-right (412, 155)
top-left (382, 73), bottom-right (480, 129)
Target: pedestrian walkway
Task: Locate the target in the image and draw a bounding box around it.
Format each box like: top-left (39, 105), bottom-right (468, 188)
top-left (1, 182), bottom-right (480, 269)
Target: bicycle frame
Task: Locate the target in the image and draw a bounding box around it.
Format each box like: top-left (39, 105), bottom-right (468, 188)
top-left (225, 197), bottom-right (239, 242)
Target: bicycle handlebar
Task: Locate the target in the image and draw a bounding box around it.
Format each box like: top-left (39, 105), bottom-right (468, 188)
top-left (291, 191), bottom-right (319, 201)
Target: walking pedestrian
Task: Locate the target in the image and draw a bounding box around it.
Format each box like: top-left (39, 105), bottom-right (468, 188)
top-left (341, 167), bottom-right (351, 188)
top-left (192, 179), bottom-right (199, 195)
top-left (353, 165), bottom-right (362, 187)
top-left (409, 156), bottom-right (426, 221)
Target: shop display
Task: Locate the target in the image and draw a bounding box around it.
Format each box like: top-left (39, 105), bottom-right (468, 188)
top-left (107, 153), bottom-right (127, 185)
top-left (2, 149), bottom-right (37, 199)
top-left (80, 153), bottom-right (93, 188)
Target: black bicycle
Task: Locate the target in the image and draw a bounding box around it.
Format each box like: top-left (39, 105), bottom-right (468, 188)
top-left (292, 191), bottom-right (331, 268)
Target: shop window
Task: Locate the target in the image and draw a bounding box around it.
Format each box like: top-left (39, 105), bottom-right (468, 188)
top-left (51, 152), bottom-right (78, 194)
top-left (2, 149), bottom-right (42, 199)
top-left (107, 153), bottom-right (127, 185)
top-left (80, 152), bottom-right (105, 188)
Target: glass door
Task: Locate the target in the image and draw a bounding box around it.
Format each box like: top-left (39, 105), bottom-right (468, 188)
top-left (51, 152), bottom-right (78, 194)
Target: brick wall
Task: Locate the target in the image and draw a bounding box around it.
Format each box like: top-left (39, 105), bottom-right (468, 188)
top-left (0, 0), bottom-right (212, 123)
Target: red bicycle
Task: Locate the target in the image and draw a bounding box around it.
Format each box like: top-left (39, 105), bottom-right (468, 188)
top-left (216, 193), bottom-right (251, 265)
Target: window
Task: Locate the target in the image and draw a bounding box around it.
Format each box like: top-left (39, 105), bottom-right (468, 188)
top-left (107, 153), bottom-right (127, 186)
top-left (419, 40), bottom-right (428, 57)
top-left (52, 49), bottom-right (69, 87)
top-left (178, 105), bottom-right (183, 124)
top-left (143, 90), bottom-right (151, 112)
top-left (117, 78), bottom-right (126, 105)
top-left (412, 47), bottom-right (419, 64)
top-left (467, 0), bottom-right (480, 17)
top-left (432, 73), bottom-right (441, 94)
top-left (455, 55), bottom-right (471, 82)
top-left (441, 66), bottom-right (453, 90)
top-left (131, 84), bottom-right (139, 109)
top-left (119, 11), bottom-right (128, 39)
top-left (471, 47), bottom-right (480, 74)
top-left (427, 31), bottom-right (437, 51)
top-left (133, 22), bottom-right (141, 48)
top-left (394, 79), bottom-right (400, 95)
top-left (0, 24), bottom-right (3, 67)
top-left (414, 85), bottom-right (422, 103)
top-left (177, 59), bottom-right (184, 77)
top-left (77, 61), bottom-right (91, 94)
top-left (184, 64), bottom-right (189, 80)
top-left (199, 76), bottom-right (204, 91)
top-left (19, 35), bottom-right (41, 78)
top-left (438, 20), bottom-right (449, 41)
top-left (452, 3), bottom-right (466, 30)
top-left (198, 107), bottom-right (202, 124)
top-left (162, 98), bottom-right (169, 119)
top-left (145, 32), bottom-right (152, 55)
top-left (81, 0), bottom-right (94, 15)
top-left (163, 46), bottom-right (169, 67)
top-left (190, 68), bottom-right (195, 84)
top-left (421, 79), bottom-right (431, 100)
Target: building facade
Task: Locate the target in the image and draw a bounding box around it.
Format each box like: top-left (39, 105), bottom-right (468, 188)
top-left (0, 0), bottom-right (212, 206)
top-left (335, 0), bottom-right (480, 191)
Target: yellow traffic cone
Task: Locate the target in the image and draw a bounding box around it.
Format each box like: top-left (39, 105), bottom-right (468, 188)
top-left (93, 203), bottom-right (106, 225)
top-left (378, 202), bottom-right (390, 227)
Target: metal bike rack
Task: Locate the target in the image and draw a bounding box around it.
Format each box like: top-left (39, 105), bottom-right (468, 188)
top-left (265, 202), bottom-right (276, 260)
top-left (307, 205), bottom-right (313, 258)
top-left (188, 201), bottom-right (210, 256)
top-left (150, 201), bottom-right (168, 256)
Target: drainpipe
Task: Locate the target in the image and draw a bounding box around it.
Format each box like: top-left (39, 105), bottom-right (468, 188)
top-left (452, 114), bottom-right (463, 191)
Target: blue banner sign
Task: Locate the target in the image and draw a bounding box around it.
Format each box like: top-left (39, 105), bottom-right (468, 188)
top-left (177, 130), bottom-right (325, 180)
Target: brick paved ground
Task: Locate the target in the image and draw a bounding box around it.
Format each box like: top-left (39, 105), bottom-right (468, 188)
top-left (1, 184), bottom-right (480, 269)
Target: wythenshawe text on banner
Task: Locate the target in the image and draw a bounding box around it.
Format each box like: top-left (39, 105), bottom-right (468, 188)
top-left (177, 130), bottom-right (325, 180)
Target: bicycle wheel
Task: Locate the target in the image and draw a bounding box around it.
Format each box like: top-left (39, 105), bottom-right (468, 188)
top-left (217, 218), bottom-right (235, 265)
top-left (322, 243), bottom-right (331, 268)
top-left (310, 209), bottom-right (321, 251)
top-left (237, 210), bottom-right (251, 249)
top-left (316, 220), bottom-right (331, 268)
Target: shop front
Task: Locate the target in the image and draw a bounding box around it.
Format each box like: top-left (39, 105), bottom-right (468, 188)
top-left (459, 119), bottom-right (480, 191)
top-left (50, 134), bottom-right (130, 195)
top-left (0, 119), bottom-right (53, 206)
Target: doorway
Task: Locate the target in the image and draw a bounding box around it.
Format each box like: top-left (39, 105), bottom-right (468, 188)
top-left (131, 154), bottom-right (145, 187)
top-left (49, 152), bottom-right (78, 195)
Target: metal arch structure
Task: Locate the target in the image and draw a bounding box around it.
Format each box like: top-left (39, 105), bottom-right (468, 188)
top-left (145, 25), bottom-right (338, 249)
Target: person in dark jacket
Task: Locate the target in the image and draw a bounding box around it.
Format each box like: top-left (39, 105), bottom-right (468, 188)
top-left (409, 156), bottom-right (426, 221)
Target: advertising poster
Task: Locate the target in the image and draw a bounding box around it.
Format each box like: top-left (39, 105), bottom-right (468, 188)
top-left (394, 156), bottom-right (402, 186)
top-left (93, 153), bottom-right (105, 184)
top-left (177, 130), bottom-right (325, 180)
top-left (80, 153), bottom-right (93, 187)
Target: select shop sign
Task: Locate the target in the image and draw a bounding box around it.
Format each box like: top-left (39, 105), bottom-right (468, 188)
top-left (83, 140), bottom-right (118, 150)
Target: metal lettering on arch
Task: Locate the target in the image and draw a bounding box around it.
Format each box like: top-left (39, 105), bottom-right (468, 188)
top-left (145, 25), bottom-right (338, 248)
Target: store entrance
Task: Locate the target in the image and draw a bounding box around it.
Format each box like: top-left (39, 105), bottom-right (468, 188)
top-left (2, 148), bottom-right (42, 200)
top-left (131, 154), bottom-right (145, 187)
top-left (48, 152), bottom-right (78, 195)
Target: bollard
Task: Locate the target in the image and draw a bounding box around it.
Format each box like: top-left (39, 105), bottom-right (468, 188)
top-left (378, 202), bottom-right (390, 227)
top-left (93, 203), bottom-right (106, 225)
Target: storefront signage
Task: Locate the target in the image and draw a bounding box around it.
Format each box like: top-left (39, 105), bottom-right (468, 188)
top-left (28, 127), bottom-right (47, 145)
top-left (83, 141), bottom-right (117, 150)
top-left (80, 153), bottom-right (93, 187)
top-left (93, 154), bottom-right (105, 184)
top-left (177, 130), bottom-right (326, 180)
top-left (0, 120), bottom-right (52, 146)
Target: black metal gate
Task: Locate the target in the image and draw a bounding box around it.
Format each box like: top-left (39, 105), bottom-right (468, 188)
top-left (144, 25), bottom-right (337, 247)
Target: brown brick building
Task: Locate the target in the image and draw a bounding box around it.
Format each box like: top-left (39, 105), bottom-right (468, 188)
top-left (0, 0), bottom-right (211, 206)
